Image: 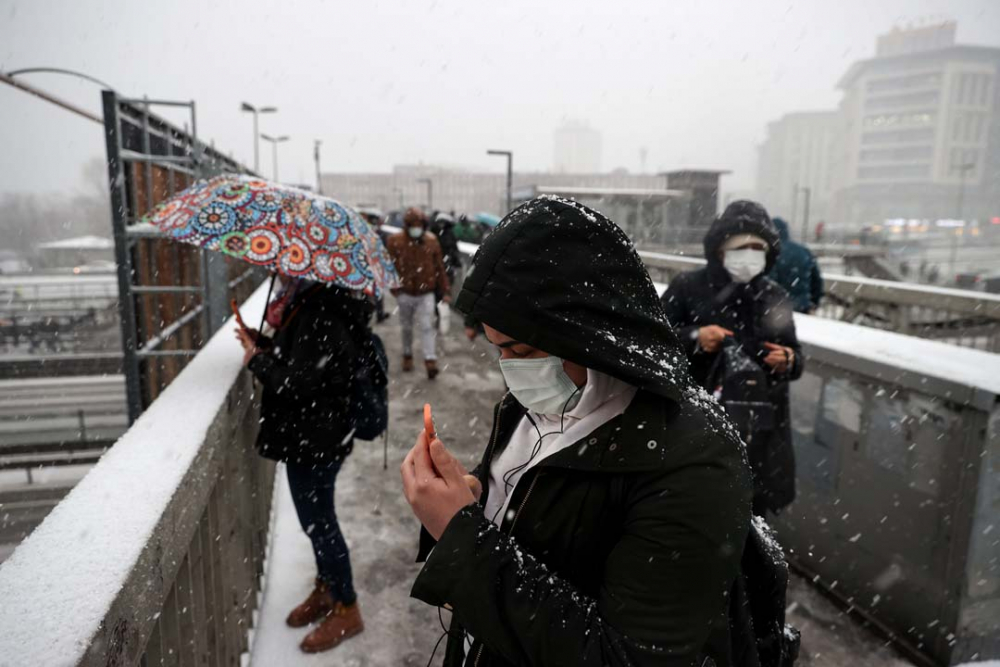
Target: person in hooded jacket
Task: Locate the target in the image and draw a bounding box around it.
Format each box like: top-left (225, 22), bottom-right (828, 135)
top-left (767, 217), bottom-right (823, 314)
top-left (236, 278), bottom-right (371, 654)
top-left (660, 201), bottom-right (803, 516)
top-left (400, 196), bottom-right (754, 666)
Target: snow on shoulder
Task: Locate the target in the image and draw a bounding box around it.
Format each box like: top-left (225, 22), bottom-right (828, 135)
top-left (0, 283), bottom-right (271, 666)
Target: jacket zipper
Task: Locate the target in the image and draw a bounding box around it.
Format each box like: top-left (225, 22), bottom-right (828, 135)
top-left (474, 470), bottom-right (542, 667)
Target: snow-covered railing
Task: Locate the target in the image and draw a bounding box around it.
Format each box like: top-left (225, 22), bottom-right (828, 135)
top-left (639, 250), bottom-right (1000, 352)
top-left (0, 284), bottom-right (275, 667)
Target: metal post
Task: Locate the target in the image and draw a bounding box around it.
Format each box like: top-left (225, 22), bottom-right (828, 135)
top-left (272, 142), bottom-right (278, 182)
top-left (791, 182), bottom-right (799, 232)
top-left (950, 162), bottom-right (975, 279)
top-left (800, 187), bottom-right (811, 243)
top-left (314, 140), bottom-right (323, 195)
top-left (102, 90), bottom-right (144, 424)
top-left (252, 110), bottom-right (259, 173)
top-left (418, 178), bottom-right (433, 210)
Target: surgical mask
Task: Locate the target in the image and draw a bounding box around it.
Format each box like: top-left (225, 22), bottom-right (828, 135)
top-left (499, 356), bottom-right (582, 415)
top-left (408, 226), bottom-right (424, 239)
top-left (724, 248), bottom-right (766, 283)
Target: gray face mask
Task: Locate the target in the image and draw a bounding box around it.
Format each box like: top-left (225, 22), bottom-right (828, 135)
top-left (723, 248), bottom-right (767, 283)
top-left (499, 356), bottom-right (582, 415)
top-left (408, 226), bottom-right (424, 239)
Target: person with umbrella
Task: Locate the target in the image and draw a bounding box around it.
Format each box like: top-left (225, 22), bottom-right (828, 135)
top-left (143, 175), bottom-right (399, 654)
top-left (400, 197), bottom-right (754, 666)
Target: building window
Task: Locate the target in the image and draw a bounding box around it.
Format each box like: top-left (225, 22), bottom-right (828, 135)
top-left (866, 72), bottom-right (942, 94)
top-left (863, 112), bottom-right (936, 128)
top-left (857, 164), bottom-right (930, 180)
top-left (859, 146), bottom-right (934, 162)
top-left (861, 127), bottom-right (935, 144)
top-left (866, 91), bottom-right (940, 109)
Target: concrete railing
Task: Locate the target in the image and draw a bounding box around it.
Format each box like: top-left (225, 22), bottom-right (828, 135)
top-left (0, 285), bottom-right (274, 667)
top-left (638, 250), bottom-right (1000, 352)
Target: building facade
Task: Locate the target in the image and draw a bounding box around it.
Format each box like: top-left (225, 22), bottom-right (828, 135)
top-left (756, 111), bottom-right (840, 230)
top-left (757, 23), bottom-right (1000, 228)
top-left (553, 120), bottom-right (602, 173)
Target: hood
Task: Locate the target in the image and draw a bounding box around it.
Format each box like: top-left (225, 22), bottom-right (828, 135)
top-left (455, 195), bottom-right (693, 402)
top-left (703, 200), bottom-right (781, 275)
top-left (771, 217), bottom-right (791, 243)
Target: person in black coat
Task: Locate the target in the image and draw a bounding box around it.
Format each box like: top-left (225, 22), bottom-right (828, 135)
top-left (236, 280), bottom-right (371, 653)
top-left (399, 196), bottom-right (755, 666)
top-left (660, 200), bottom-right (803, 516)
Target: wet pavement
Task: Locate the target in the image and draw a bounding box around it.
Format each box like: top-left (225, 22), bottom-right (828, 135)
top-left (249, 302), bottom-right (916, 666)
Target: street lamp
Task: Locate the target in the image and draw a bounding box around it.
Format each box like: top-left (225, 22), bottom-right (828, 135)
top-left (798, 186), bottom-right (812, 243)
top-left (260, 133), bottom-right (289, 182)
top-left (950, 161), bottom-right (976, 278)
top-left (487, 150), bottom-right (513, 214)
top-left (417, 177), bottom-right (433, 210)
top-left (314, 140), bottom-right (323, 195)
top-left (241, 102), bottom-right (277, 173)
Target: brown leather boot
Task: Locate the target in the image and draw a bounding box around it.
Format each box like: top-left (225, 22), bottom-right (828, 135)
top-left (300, 601), bottom-right (364, 653)
top-left (286, 579), bottom-right (335, 628)
top-left (425, 359), bottom-right (439, 380)
top-left (402, 355), bottom-right (414, 372)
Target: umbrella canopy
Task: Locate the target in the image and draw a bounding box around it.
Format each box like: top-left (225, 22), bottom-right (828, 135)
top-left (142, 175), bottom-right (399, 298)
top-left (475, 212), bottom-right (501, 228)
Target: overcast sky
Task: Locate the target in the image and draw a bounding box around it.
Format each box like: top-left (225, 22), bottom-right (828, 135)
top-left (2, 0), bottom-right (999, 199)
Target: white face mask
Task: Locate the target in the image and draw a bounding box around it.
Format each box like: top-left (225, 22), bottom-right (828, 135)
top-left (499, 356), bottom-right (582, 415)
top-left (408, 226), bottom-right (424, 239)
top-left (724, 248), bottom-right (767, 283)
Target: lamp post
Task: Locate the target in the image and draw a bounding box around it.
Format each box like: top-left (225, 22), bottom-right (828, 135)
top-left (950, 161), bottom-right (976, 278)
top-left (487, 149), bottom-right (513, 214)
top-left (260, 133), bottom-right (289, 182)
top-left (314, 140), bottom-right (323, 195)
top-left (798, 186), bottom-right (812, 243)
top-left (240, 102), bottom-right (277, 173)
top-left (417, 177), bottom-right (433, 210)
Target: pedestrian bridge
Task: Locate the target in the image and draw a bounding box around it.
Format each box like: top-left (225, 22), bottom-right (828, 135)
top-left (1, 251), bottom-right (999, 667)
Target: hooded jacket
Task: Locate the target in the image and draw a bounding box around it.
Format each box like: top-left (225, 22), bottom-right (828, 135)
top-left (767, 218), bottom-right (823, 313)
top-left (660, 201), bottom-right (802, 513)
top-left (248, 285), bottom-right (371, 465)
top-left (385, 229), bottom-right (451, 297)
top-left (411, 196), bottom-right (754, 666)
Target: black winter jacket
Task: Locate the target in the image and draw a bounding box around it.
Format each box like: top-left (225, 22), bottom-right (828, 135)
top-left (660, 202), bottom-right (803, 513)
top-left (248, 285), bottom-right (371, 466)
top-left (413, 196), bottom-right (753, 666)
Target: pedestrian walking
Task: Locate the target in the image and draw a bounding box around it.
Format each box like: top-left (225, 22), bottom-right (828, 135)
top-left (236, 278), bottom-right (372, 653)
top-left (385, 207), bottom-right (451, 379)
top-left (661, 200), bottom-right (803, 516)
top-left (400, 197), bottom-right (783, 666)
top-left (768, 217), bottom-right (823, 313)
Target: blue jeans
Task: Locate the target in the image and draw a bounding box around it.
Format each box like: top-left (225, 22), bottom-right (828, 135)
top-left (286, 459), bottom-right (356, 605)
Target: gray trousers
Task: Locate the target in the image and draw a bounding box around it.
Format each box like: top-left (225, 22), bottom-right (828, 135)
top-left (397, 292), bottom-right (436, 360)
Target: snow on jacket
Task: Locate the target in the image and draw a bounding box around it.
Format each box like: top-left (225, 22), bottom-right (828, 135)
top-left (385, 230), bottom-right (451, 297)
top-left (248, 285), bottom-right (371, 465)
top-left (412, 195), bottom-right (753, 666)
top-left (768, 217), bottom-right (823, 313)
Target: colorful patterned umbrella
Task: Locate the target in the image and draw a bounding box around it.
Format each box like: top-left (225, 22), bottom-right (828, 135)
top-left (141, 175), bottom-right (399, 299)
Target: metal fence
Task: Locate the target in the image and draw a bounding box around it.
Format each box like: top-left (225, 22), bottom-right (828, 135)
top-left (640, 250), bottom-right (1000, 352)
top-left (102, 91), bottom-right (265, 423)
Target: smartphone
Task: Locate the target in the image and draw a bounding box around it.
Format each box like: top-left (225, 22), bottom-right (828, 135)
top-left (423, 403), bottom-right (436, 442)
top-left (230, 299), bottom-right (250, 331)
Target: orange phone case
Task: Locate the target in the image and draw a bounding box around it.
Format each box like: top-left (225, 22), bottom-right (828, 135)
top-left (231, 299), bottom-right (250, 331)
top-left (423, 403), bottom-right (436, 442)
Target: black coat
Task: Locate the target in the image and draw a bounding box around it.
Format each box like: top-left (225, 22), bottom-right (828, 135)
top-left (414, 196), bottom-right (753, 666)
top-left (660, 203), bottom-right (802, 513)
top-left (248, 285), bottom-right (371, 466)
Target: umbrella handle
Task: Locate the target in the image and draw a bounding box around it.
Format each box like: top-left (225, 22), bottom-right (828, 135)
top-left (256, 273), bottom-right (278, 341)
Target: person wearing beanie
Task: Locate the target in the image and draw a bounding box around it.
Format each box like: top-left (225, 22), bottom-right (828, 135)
top-left (661, 199), bottom-right (803, 516)
top-left (398, 197), bottom-right (784, 666)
